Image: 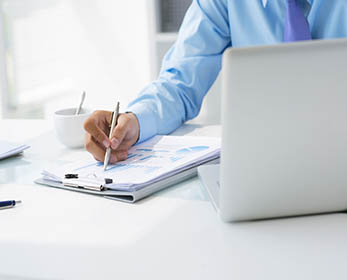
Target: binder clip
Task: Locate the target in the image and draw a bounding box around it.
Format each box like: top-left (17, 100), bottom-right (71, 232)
top-left (65, 174), bottom-right (78, 179)
top-left (105, 178), bottom-right (113, 184)
top-left (63, 174), bottom-right (105, 191)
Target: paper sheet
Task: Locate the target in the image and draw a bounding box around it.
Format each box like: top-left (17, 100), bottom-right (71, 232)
top-left (0, 140), bottom-right (30, 160)
top-left (42, 135), bottom-right (220, 191)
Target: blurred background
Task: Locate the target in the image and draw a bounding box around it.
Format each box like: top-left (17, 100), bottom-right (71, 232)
top-left (0, 0), bottom-right (221, 124)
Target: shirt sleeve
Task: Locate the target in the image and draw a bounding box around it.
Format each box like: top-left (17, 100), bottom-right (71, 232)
top-left (126, 0), bottom-right (231, 142)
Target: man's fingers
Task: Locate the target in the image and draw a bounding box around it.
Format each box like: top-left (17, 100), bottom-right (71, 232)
top-left (109, 113), bottom-right (139, 150)
top-left (84, 113), bottom-right (110, 148)
top-left (110, 122), bottom-right (128, 150)
top-left (83, 111), bottom-right (138, 164)
top-left (85, 134), bottom-right (129, 163)
top-left (109, 150), bottom-right (129, 164)
top-left (85, 134), bottom-right (106, 162)
top-left (115, 141), bottom-right (134, 151)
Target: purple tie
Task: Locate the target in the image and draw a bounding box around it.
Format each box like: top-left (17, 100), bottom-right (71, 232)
top-left (284, 0), bottom-right (312, 42)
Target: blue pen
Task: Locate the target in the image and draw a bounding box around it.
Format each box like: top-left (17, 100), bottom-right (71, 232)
top-left (0, 200), bottom-right (22, 210)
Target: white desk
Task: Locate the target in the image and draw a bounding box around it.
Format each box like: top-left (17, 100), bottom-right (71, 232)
top-left (1, 120), bottom-right (347, 280)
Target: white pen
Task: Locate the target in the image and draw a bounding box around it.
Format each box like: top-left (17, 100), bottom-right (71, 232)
top-left (75, 91), bottom-right (86, 115)
top-left (103, 102), bottom-right (120, 171)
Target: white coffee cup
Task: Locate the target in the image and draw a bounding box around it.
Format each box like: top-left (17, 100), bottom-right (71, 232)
top-left (54, 108), bottom-right (92, 148)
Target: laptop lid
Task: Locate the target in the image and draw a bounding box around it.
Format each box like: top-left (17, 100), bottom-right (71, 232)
top-left (220, 38), bottom-right (347, 221)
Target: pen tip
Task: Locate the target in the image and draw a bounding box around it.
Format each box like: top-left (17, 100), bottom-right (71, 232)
top-left (16, 200), bottom-right (22, 204)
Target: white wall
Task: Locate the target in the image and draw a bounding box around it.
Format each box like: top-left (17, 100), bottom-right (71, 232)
top-left (65, 0), bottom-right (152, 111)
top-left (0, 0), bottom-right (152, 118)
top-left (0, 9), bottom-right (7, 118)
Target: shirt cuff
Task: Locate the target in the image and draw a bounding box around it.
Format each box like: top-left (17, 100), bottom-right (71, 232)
top-left (126, 102), bottom-right (157, 143)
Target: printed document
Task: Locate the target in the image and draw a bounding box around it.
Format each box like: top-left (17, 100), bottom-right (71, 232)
top-left (42, 135), bottom-right (220, 191)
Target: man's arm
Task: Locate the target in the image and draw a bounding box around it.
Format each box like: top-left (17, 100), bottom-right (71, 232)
top-left (127, 0), bottom-right (231, 142)
top-left (84, 0), bottom-right (231, 163)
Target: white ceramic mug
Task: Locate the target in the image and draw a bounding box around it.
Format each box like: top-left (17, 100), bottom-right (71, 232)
top-left (54, 108), bottom-right (92, 148)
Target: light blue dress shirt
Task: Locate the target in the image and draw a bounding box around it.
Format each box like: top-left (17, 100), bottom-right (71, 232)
top-left (127, 0), bottom-right (347, 142)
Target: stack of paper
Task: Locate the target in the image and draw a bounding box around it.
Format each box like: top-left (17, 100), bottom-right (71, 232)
top-left (37, 135), bottom-right (220, 202)
top-left (0, 140), bottom-right (30, 160)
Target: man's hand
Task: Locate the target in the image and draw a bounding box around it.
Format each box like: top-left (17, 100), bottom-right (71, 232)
top-left (84, 110), bottom-right (140, 163)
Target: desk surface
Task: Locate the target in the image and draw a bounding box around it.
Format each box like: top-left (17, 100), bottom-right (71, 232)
top-left (1, 120), bottom-right (347, 280)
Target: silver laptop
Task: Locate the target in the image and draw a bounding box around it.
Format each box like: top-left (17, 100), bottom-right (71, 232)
top-left (198, 38), bottom-right (347, 222)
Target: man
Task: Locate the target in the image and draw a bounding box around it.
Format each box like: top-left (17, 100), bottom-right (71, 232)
top-left (84, 0), bottom-right (347, 163)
